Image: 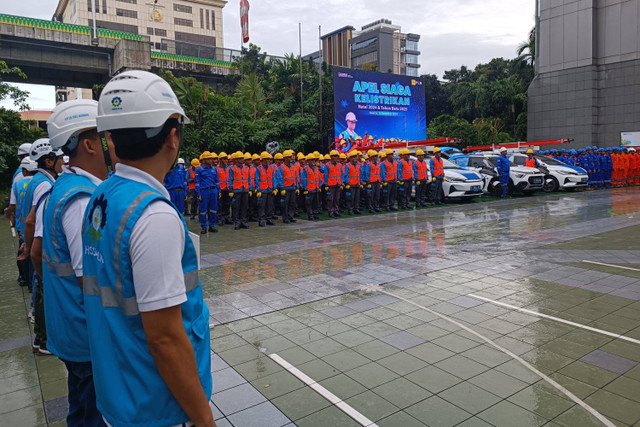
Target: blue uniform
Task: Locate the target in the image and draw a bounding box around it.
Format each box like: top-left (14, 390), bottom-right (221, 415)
top-left (496, 155), bottom-right (510, 197)
top-left (82, 175), bottom-right (211, 427)
top-left (604, 153), bottom-right (613, 186)
top-left (195, 165), bottom-right (219, 230)
top-left (13, 177), bottom-right (33, 236)
top-left (164, 165), bottom-right (188, 213)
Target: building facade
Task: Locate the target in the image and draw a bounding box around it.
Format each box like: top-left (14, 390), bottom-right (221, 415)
top-left (307, 19), bottom-right (420, 77)
top-left (528, 0), bottom-right (640, 147)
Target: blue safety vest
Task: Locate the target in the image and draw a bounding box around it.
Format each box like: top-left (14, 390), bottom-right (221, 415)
top-left (82, 175), bottom-right (211, 427)
top-left (42, 172), bottom-right (96, 362)
top-left (13, 177), bottom-right (33, 236)
top-left (23, 172), bottom-right (54, 222)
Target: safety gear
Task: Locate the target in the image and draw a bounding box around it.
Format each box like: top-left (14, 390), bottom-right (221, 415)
top-left (191, 159), bottom-right (200, 167)
top-left (177, 158), bottom-right (185, 164)
top-left (20, 158), bottom-right (38, 172)
top-left (229, 192), bottom-right (234, 198)
top-left (324, 186), bottom-right (329, 191)
top-left (386, 149), bottom-right (393, 155)
top-left (526, 149), bottom-right (534, 154)
top-left (18, 143), bottom-right (32, 156)
top-left (30, 138), bottom-right (55, 161)
top-left (256, 192), bottom-right (262, 198)
top-left (330, 150), bottom-right (340, 156)
top-left (249, 154), bottom-right (259, 161)
top-left (324, 154), bottom-right (331, 160)
top-left (295, 189), bottom-right (300, 195)
top-left (219, 152), bottom-right (228, 159)
top-left (345, 112), bottom-right (357, 122)
top-left (432, 157), bottom-right (444, 177)
top-left (379, 152), bottom-right (387, 158)
top-left (201, 151), bottom-right (211, 160)
top-left (274, 153), bottom-right (284, 160)
top-left (283, 150), bottom-right (294, 158)
top-left (355, 136), bottom-right (362, 141)
top-left (416, 181), bottom-right (421, 185)
top-left (432, 177), bottom-right (436, 182)
top-left (280, 190), bottom-right (286, 196)
top-left (248, 191), bottom-right (253, 197)
top-left (243, 153), bottom-right (252, 160)
top-left (313, 151), bottom-right (320, 157)
top-left (260, 151), bottom-right (272, 159)
top-left (346, 185), bottom-right (351, 190)
top-left (416, 149), bottom-right (425, 156)
top-left (96, 70), bottom-right (189, 133)
top-left (348, 151), bottom-right (358, 158)
top-left (500, 147), bottom-right (508, 153)
top-left (273, 190), bottom-right (278, 196)
top-left (399, 148), bottom-right (410, 155)
top-left (47, 99), bottom-right (99, 151)
top-left (368, 150), bottom-right (378, 157)
top-left (303, 191), bottom-right (308, 195)
top-left (297, 152), bottom-right (305, 160)
top-left (340, 153), bottom-right (347, 159)
top-left (210, 152), bottom-right (218, 159)
top-left (433, 147), bottom-right (441, 153)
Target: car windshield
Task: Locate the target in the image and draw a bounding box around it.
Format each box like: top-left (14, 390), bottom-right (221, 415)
top-left (442, 158), bottom-right (462, 169)
top-left (484, 156), bottom-right (498, 167)
top-left (535, 155), bottom-right (565, 166)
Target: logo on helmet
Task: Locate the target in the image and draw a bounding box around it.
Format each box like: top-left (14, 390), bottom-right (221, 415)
top-left (111, 97), bottom-right (123, 110)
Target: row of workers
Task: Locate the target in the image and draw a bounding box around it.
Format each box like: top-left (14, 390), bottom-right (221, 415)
top-left (541, 146), bottom-right (640, 188)
top-left (163, 147), bottom-right (447, 232)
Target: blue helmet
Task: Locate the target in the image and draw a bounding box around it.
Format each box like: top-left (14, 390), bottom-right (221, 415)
top-left (570, 149), bottom-right (577, 155)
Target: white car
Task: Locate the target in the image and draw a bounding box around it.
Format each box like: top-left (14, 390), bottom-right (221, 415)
top-left (428, 156), bottom-right (485, 200)
top-left (509, 154), bottom-right (588, 192)
top-left (451, 154), bottom-right (545, 195)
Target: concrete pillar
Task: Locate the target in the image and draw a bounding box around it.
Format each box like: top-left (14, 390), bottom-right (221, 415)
top-left (113, 39), bottom-right (151, 73)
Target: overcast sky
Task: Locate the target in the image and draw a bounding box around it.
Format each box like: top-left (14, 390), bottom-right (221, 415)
top-left (0, 0), bottom-right (535, 110)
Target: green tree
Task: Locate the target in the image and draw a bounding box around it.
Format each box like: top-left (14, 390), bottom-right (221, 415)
top-left (517, 27), bottom-right (536, 66)
top-left (428, 114), bottom-right (479, 146)
top-left (236, 72), bottom-right (267, 121)
top-left (0, 61), bottom-right (30, 111)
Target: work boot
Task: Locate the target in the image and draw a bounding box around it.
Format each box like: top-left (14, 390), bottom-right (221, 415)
top-left (200, 228), bottom-right (207, 234)
top-left (259, 222), bottom-right (265, 227)
top-left (208, 226), bottom-right (218, 233)
top-left (240, 223), bottom-right (250, 229)
top-left (266, 219), bottom-right (275, 226)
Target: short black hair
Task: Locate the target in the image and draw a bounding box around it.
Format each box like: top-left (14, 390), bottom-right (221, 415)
top-left (36, 153), bottom-right (58, 170)
top-left (66, 129), bottom-right (100, 158)
top-left (111, 119), bottom-right (181, 161)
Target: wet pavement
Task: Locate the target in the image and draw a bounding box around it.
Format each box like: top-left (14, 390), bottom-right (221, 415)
top-left (2, 188), bottom-right (640, 426)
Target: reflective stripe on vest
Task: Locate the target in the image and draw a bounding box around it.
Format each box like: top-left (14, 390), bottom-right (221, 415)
top-left (384, 161), bottom-right (397, 181)
top-left (432, 157), bottom-right (444, 177)
top-left (217, 166), bottom-right (227, 190)
top-left (281, 164), bottom-right (296, 187)
top-left (347, 163), bottom-right (360, 186)
top-left (257, 166), bottom-right (270, 191)
top-left (401, 160), bottom-right (413, 180)
top-left (305, 166), bottom-right (318, 191)
top-left (415, 160), bottom-right (428, 180)
top-left (327, 163), bottom-right (341, 186)
top-left (188, 169), bottom-right (196, 190)
top-left (369, 163), bottom-right (380, 183)
top-left (231, 165), bottom-right (249, 190)
top-left (525, 158), bottom-right (536, 168)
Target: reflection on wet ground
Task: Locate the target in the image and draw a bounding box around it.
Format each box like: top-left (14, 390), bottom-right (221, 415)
top-left (1, 187), bottom-right (640, 426)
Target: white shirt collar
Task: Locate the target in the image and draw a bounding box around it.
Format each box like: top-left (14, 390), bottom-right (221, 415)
top-left (115, 164), bottom-right (170, 199)
top-left (62, 165), bottom-right (103, 186)
top-left (37, 168), bottom-right (56, 182)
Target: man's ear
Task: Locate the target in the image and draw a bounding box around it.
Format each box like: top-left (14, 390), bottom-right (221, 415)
top-left (165, 128), bottom-right (180, 152)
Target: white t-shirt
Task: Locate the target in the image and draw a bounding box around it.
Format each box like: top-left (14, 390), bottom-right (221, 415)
top-left (60, 166), bottom-right (102, 277)
top-left (115, 164), bottom-right (187, 312)
top-left (33, 169), bottom-right (56, 239)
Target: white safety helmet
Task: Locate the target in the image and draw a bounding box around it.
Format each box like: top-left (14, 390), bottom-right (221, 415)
top-left (47, 99), bottom-right (99, 151)
top-left (177, 158), bottom-right (185, 164)
top-left (30, 138), bottom-right (63, 162)
top-left (96, 70), bottom-right (190, 135)
top-left (20, 157), bottom-right (38, 172)
top-left (500, 147), bottom-right (508, 153)
top-left (345, 112), bottom-right (357, 122)
top-left (630, 148), bottom-right (636, 153)
top-left (18, 143), bottom-right (32, 156)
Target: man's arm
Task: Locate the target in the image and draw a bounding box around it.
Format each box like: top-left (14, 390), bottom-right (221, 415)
top-left (141, 307), bottom-right (216, 427)
top-left (31, 237), bottom-right (43, 278)
top-left (18, 206), bottom-right (36, 261)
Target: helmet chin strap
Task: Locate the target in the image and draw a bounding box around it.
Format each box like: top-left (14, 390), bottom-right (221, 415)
top-left (99, 133), bottom-right (114, 174)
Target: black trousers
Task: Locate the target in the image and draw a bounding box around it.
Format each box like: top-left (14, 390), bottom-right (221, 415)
top-left (187, 188), bottom-right (198, 216)
top-left (231, 191), bottom-right (249, 226)
top-left (345, 185), bottom-right (361, 214)
top-left (367, 182), bottom-right (381, 211)
top-left (305, 191), bottom-right (319, 217)
top-left (281, 190), bottom-right (297, 221)
top-left (257, 192), bottom-right (274, 222)
top-left (400, 179), bottom-right (413, 208)
top-left (382, 182), bottom-right (397, 209)
top-left (432, 177), bottom-right (444, 203)
top-left (415, 181), bottom-right (428, 206)
top-left (218, 192), bottom-right (231, 224)
top-left (326, 185), bottom-right (341, 215)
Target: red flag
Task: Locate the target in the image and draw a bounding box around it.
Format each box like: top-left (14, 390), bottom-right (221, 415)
top-left (240, 0), bottom-right (250, 44)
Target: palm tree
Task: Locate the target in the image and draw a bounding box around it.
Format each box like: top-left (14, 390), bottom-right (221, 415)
top-left (517, 27), bottom-right (535, 66)
top-left (235, 73), bottom-right (266, 121)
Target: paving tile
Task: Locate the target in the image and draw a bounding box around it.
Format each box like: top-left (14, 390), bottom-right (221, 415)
top-left (343, 390), bottom-right (400, 422)
top-left (212, 367), bottom-right (247, 393)
top-left (318, 374), bottom-right (368, 400)
top-left (294, 405), bottom-right (360, 427)
top-left (44, 396), bottom-right (68, 424)
top-left (405, 395), bottom-right (472, 427)
top-left (345, 362), bottom-right (399, 389)
top-left (377, 352), bottom-right (426, 376)
top-left (477, 400), bottom-right (547, 427)
top-left (342, 299), bottom-right (380, 313)
top-left (372, 377), bottom-right (432, 409)
top-left (227, 401), bottom-right (291, 427)
top-left (352, 340), bottom-right (399, 361)
top-left (377, 411), bottom-right (428, 427)
top-left (323, 349), bottom-right (371, 372)
top-left (584, 389), bottom-right (640, 426)
top-left (212, 383), bottom-right (267, 415)
top-left (271, 387), bottom-right (332, 421)
top-left (579, 349), bottom-right (638, 375)
top-left (379, 331), bottom-right (426, 351)
top-left (435, 355), bottom-right (490, 380)
top-left (439, 382), bottom-right (502, 415)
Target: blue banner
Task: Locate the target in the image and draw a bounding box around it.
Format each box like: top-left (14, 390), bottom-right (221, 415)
top-left (333, 67), bottom-right (426, 148)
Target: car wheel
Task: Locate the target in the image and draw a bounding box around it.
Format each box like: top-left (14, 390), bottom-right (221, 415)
top-left (490, 180), bottom-right (502, 197)
top-left (508, 180), bottom-right (515, 195)
top-left (543, 176), bottom-right (559, 193)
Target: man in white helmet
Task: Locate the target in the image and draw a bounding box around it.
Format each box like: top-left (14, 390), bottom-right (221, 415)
top-left (339, 111), bottom-right (360, 141)
top-left (19, 138), bottom-right (64, 355)
top-left (82, 70), bottom-right (215, 427)
top-left (42, 99), bottom-right (117, 426)
top-left (5, 143), bottom-right (32, 227)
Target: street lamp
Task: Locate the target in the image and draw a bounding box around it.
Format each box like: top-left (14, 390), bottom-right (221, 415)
top-left (152, 0), bottom-right (158, 50)
top-left (91, 0), bottom-right (98, 45)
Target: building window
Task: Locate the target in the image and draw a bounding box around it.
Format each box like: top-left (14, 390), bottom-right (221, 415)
top-left (173, 3), bottom-right (192, 13)
top-left (87, 0), bottom-right (93, 12)
top-left (406, 40), bottom-right (419, 51)
top-left (211, 11), bottom-right (216, 30)
top-left (174, 18), bottom-right (193, 27)
top-left (116, 8), bottom-right (137, 18)
top-left (116, 0), bottom-right (136, 3)
top-left (200, 9), bottom-right (204, 28)
top-left (352, 51), bottom-right (378, 67)
top-left (205, 10), bottom-right (209, 29)
top-left (406, 54), bottom-right (419, 64)
top-left (406, 67), bottom-right (418, 77)
top-left (146, 27), bottom-right (167, 36)
top-left (352, 37), bottom-right (377, 52)
top-left (102, 0), bottom-right (107, 13)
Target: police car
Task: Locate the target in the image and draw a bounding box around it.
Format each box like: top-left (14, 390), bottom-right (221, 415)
top-left (509, 153), bottom-right (589, 192)
top-left (449, 153), bottom-right (545, 196)
top-left (427, 156), bottom-right (484, 199)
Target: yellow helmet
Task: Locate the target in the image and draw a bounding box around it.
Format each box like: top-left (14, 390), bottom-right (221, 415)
top-left (367, 150), bottom-right (378, 157)
top-left (210, 152), bottom-right (218, 159)
top-left (243, 152), bottom-right (252, 160)
top-left (379, 151), bottom-right (387, 158)
top-left (416, 149), bottom-right (425, 156)
top-left (340, 153), bottom-right (347, 159)
top-left (252, 154), bottom-right (260, 160)
top-left (348, 150), bottom-right (358, 158)
top-left (324, 154), bottom-right (331, 160)
top-left (297, 152), bottom-right (305, 160)
top-left (283, 149), bottom-right (293, 158)
top-left (191, 158), bottom-right (200, 167)
top-left (355, 136), bottom-right (362, 140)
top-left (433, 147), bottom-right (442, 153)
top-left (274, 153), bottom-right (284, 160)
top-left (526, 149), bottom-right (534, 154)
top-left (386, 149), bottom-right (393, 155)
top-left (260, 151), bottom-right (272, 159)
top-left (305, 153), bottom-right (315, 161)
top-left (218, 151), bottom-right (228, 159)
top-left (330, 150), bottom-right (340, 156)
top-left (200, 151), bottom-right (210, 160)
top-left (313, 151), bottom-right (320, 157)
